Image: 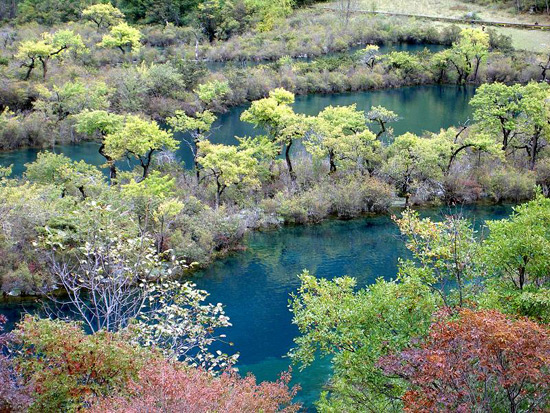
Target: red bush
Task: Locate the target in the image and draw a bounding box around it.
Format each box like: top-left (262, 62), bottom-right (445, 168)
top-left (379, 309), bottom-right (550, 412)
top-left (90, 359), bottom-right (301, 413)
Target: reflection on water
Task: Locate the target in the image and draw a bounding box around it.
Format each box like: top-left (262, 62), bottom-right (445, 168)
top-left (0, 84), bottom-right (473, 176)
top-left (192, 204), bottom-right (510, 407)
top-left (0, 204), bottom-right (512, 408)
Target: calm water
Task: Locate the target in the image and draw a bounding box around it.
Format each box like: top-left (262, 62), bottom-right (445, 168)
top-left (189, 204), bottom-right (511, 408)
top-left (0, 204), bottom-right (511, 409)
top-left (0, 84), bottom-right (474, 176)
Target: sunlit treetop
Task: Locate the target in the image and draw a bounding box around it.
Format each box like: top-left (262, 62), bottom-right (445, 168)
top-left (98, 22), bottom-right (142, 54)
top-left (82, 4), bottom-right (125, 29)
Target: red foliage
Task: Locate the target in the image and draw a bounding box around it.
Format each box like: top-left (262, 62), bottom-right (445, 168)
top-left (90, 359), bottom-right (301, 413)
top-left (379, 309), bottom-right (550, 412)
top-left (0, 315), bottom-right (33, 413)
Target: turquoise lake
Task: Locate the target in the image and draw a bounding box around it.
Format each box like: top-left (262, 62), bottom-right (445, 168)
top-left (0, 84), bottom-right (475, 175)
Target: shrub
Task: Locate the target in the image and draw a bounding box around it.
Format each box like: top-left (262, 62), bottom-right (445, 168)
top-left (379, 309), bottom-right (550, 412)
top-left (90, 359), bottom-right (300, 413)
top-left (12, 316), bottom-right (146, 412)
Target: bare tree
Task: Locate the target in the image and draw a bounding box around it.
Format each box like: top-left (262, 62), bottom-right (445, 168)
top-left (45, 232), bottom-right (162, 333)
top-left (336, 0), bottom-right (360, 26)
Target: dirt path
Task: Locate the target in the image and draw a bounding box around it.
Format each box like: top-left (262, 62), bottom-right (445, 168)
top-left (319, 6), bottom-right (550, 30)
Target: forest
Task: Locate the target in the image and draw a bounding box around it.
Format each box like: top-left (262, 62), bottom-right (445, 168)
top-left (1, 0), bottom-right (550, 412)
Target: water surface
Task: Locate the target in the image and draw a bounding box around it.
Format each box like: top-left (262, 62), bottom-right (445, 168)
top-left (192, 204), bottom-right (510, 408)
top-left (0, 85), bottom-right (474, 175)
top-left (0, 204), bottom-right (511, 409)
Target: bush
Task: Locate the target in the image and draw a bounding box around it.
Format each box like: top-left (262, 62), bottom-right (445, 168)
top-left (480, 166), bottom-right (536, 203)
top-left (12, 316), bottom-right (146, 412)
top-left (90, 359), bottom-right (300, 413)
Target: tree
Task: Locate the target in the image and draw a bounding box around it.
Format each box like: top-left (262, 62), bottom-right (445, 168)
top-left (197, 0), bottom-right (243, 42)
top-left (98, 22), bottom-right (141, 54)
top-left (195, 79), bottom-right (231, 106)
top-left (379, 309), bottom-right (550, 413)
top-left (430, 126), bottom-right (502, 175)
top-left (516, 82), bottom-right (550, 170)
top-left (16, 29), bottom-right (86, 80)
top-left (241, 88), bottom-right (305, 180)
top-left (120, 171), bottom-right (183, 252)
top-left (12, 316), bottom-right (146, 412)
top-left (304, 104), bottom-right (369, 173)
top-left (436, 28), bottom-right (489, 83)
top-left (104, 116), bottom-right (179, 178)
top-left (366, 105), bottom-right (399, 139)
top-left (290, 270), bottom-right (436, 412)
top-left (24, 152), bottom-right (105, 199)
top-left (82, 3), bottom-right (125, 29)
top-left (90, 359), bottom-right (300, 413)
top-left (167, 109), bottom-right (216, 182)
top-left (0, 315), bottom-right (33, 412)
top-left (470, 83), bottom-right (524, 151)
top-left (244, 0), bottom-right (294, 32)
top-left (356, 44), bottom-right (380, 69)
top-left (33, 81), bottom-right (113, 124)
top-left (385, 51), bottom-right (422, 76)
top-left (383, 133), bottom-right (444, 205)
top-left (132, 279), bottom-right (237, 370)
top-left (471, 82), bottom-right (550, 165)
top-left (42, 201), bottom-right (166, 332)
top-left (481, 194), bottom-right (550, 291)
top-left (394, 209), bottom-right (479, 308)
top-left (74, 110), bottom-right (125, 180)
top-left (17, 0), bottom-right (87, 24)
top-left (197, 141), bottom-right (259, 208)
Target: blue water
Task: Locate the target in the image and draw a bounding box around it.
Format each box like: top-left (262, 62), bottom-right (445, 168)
top-left (0, 204), bottom-right (511, 408)
top-left (190, 204), bottom-right (511, 408)
top-left (0, 85), bottom-right (474, 176)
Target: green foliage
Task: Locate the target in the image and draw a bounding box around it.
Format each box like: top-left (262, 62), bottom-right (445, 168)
top-left (33, 81), bottom-right (113, 123)
top-left (13, 316), bottom-right (145, 413)
top-left (290, 270), bottom-right (436, 412)
top-left (17, 0), bottom-right (92, 24)
top-left (82, 3), bottom-right (125, 29)
top-left (305, 104), bottom-right (373, 173)
top-left (104, 116), bottom-right (179, 178)
top-left (395, 209), bottom-right (479, 308)
top-left (435, 27), bottom-right (489, 83)
top-left (98, 22), bottom-right (142, 54)
top-left (74, 110), bottom-right (125, 137)
top-left (470, 81), bottom-right (550, 167)
top-left (383, 132), bottom-right (445, 203)
top-left (244, 0), bottom-right (294, 32)
top-left (24, 152), bottom-right (105, 198)
top-left (16, 30), bottom-right (86, 80)
top-left (197, 140), bottom-right (260, 207)
top-left (481, 194), bottom-right (550, 291)
top-left (197, 0), bottom-right (245, 42)
top-left (195, 80), bottom-right (231, 105)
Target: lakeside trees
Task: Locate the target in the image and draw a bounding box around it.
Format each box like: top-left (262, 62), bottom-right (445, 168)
top-left (291, 195), bottom-right (550, 412)
top-left (1, 3), bottom-right (550, 411)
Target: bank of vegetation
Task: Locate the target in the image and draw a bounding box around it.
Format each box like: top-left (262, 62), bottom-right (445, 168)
top-left (1, 1), bottom-right (550, 412)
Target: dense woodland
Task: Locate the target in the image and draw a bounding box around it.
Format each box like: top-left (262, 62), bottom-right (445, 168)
top-left (1, 0), bottom-right (550, 412)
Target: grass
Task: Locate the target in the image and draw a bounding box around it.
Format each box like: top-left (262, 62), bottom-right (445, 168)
top-left (322, 0), bottom-right (550, 52)
top-left (358, 0), bottom-right (550, 24)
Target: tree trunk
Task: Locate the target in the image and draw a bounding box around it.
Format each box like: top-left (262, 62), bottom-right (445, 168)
top-left (329, 150), bottom-right (337, 174)
top-left (529, 130), bottom-right (540, 171)
top-left (40, 58), bottom-right (48, 80)
top-left (99, 143), bottom-right (117, 182)
top-left (23, 61), bottom-right (34, 81)
top-left (285, 140), bottom-right (296, 181)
